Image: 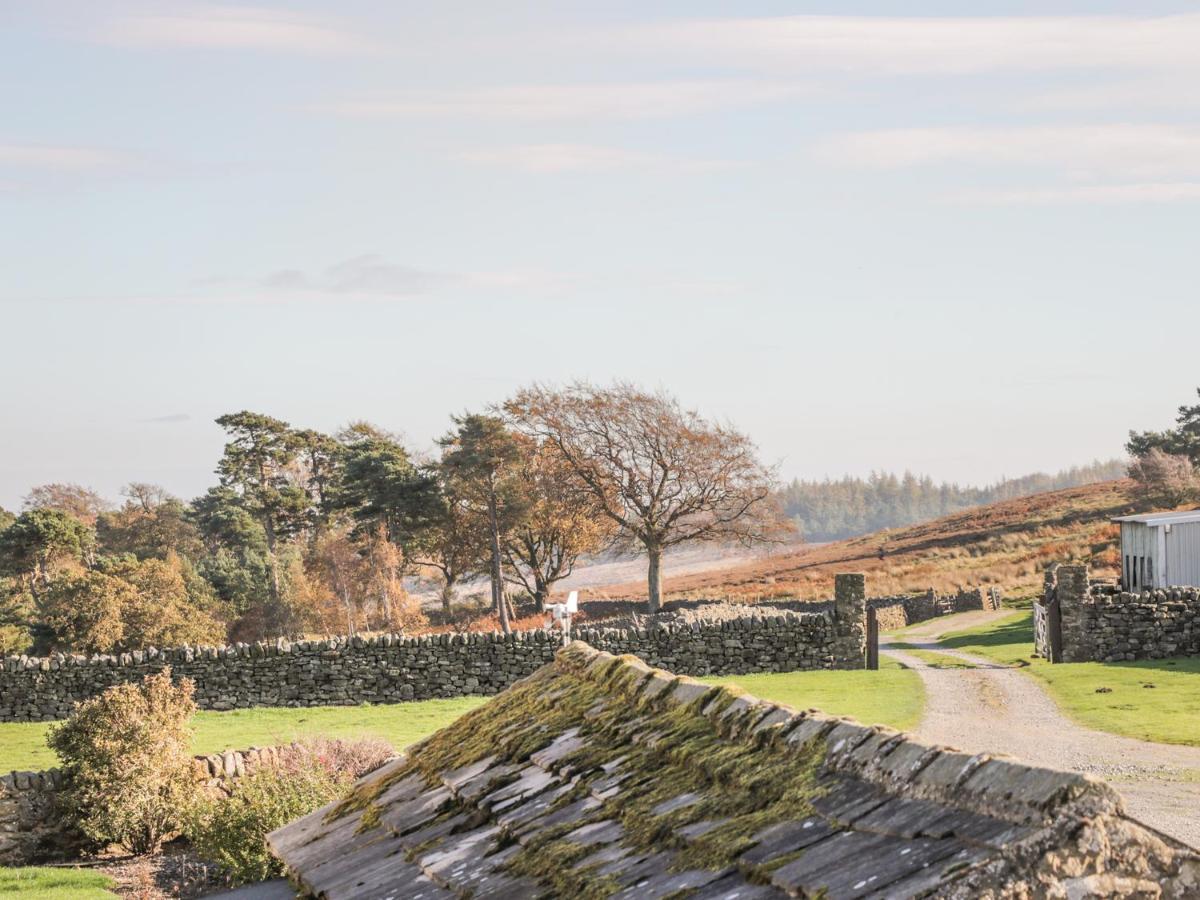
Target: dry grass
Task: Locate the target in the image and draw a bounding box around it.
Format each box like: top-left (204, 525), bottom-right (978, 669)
top-left (584, 480), bottom-right (1138, 604)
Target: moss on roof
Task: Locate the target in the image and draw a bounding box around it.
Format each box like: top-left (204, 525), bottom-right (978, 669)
top-left (270, 643), bottom-right (1200, 899)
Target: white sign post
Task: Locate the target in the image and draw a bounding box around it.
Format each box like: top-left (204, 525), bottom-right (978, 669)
top-left (547, 590), bottom-right (578, 644)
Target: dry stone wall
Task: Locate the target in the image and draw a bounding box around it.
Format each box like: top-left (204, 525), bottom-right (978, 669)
top-left (1043, 563), bottom-right (1200, 663)
top-left (0, 575), bottom-right (870, 723)
top-left (868, 586), bottom-right (1002, 632)
top-left (0, 742), bottom-right (331, 865)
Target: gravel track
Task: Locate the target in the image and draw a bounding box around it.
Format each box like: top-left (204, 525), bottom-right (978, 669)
top-left (883, 611), bottom-right (1200, 847)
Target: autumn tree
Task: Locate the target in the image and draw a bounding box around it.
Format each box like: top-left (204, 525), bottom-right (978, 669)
top-left (306, 529), bottom-right (369, 635)
top-left (97, 484), bottom-right (205, 561)
top-left (503, 437), bottom-right (613, 610)
top-left (23, 483), bottom-right (111, 525)
top-left (1128, 449), bottom-right (1200, 510)
top-left (506, 382), bottom-right (786, 613)
top-left (410, 475), bottom-right (483, 615)
top-left (0, 508), bottom-right (95, 602)
top-left (214, 412), bottom-right (310, 629)
top-left (438, 415), bottom-right (527, 633)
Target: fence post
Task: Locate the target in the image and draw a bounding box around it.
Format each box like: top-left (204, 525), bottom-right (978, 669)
top-left (866, 608), bottom-right (879, 670)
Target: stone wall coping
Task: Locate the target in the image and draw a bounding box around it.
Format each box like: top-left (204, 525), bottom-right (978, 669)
top-left (556, 640), bottom-right (1122, 828)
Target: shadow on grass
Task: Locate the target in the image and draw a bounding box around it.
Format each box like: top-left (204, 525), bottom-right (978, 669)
top-left (1095, 656), bottom-right (1200, 677)
top-left (939, 616), bottom-right (1034, 650)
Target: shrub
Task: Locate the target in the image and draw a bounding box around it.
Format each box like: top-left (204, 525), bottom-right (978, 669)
top-left (285, 735), bottom-right (395, 780)
top-left (47, 669), bottom-right (196, 854)
top-left (185, 760), bottom-right (343, 884)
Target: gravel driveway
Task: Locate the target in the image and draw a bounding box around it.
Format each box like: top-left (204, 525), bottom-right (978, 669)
top-left (883, 611), bottom-right (1200, 847)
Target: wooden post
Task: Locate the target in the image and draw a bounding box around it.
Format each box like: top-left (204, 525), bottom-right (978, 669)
top-left (866, 608), bottom-right (879, 671)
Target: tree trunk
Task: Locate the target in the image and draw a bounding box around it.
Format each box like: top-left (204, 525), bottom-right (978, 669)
top-left (647, 545), bottom-right (663, 614)
top-left (489, 497), bottom-right (510, 634)
top-left (440, 577), bottom-right (456, 616)
top-left (533, 576), bottom-right (550, 612)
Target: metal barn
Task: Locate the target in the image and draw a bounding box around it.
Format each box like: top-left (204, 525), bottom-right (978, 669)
top-left (1112, 510), bottom-right (1200, 590)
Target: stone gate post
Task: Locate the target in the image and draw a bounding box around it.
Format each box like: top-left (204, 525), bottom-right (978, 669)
top-left (833, 573), bottom-right (867, 669)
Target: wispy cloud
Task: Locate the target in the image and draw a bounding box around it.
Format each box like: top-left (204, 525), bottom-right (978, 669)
top-left (1025, 78), bottom-right (1200, 112)
top-left (0, 144), bottom-right (127, 170)
top-left (817, 125), bottom-right (1200, 180)
top-left (950, 183), bottom-right (1200, 205)
top-left (262, 255), bottom-right (448, 297)
top-left (99, 4), bottom-right (368, 54)
top-left (455, 143), bottom-right (737, 174)
top-left (140, 413), bottom-right (191, 424)
top-left (331, 80), bottom-right (813, 120)
top-left (620, 14), bottom-right (1200, 75)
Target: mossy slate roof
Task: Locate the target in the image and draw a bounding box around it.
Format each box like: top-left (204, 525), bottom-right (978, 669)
top-left (268, 643), bottom-right (1199, 899)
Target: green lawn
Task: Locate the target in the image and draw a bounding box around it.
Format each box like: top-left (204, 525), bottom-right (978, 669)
top-left (0, 696), bottom-right (489, 773)
top-left (702, 657), bottom-right (925, 732)
top-left (939, 611), bottom-right (1200, 747)
top-left (0, 662), bottom-right (925, 773)
top-left (0, 867), bottom-right (116, 899)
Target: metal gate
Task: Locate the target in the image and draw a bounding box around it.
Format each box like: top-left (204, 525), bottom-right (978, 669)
top-left (1033, 593), bottom-right (1063, 663)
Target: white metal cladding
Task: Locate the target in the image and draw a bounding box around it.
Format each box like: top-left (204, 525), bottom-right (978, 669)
top-left (1165, 521), bottom-right (1200, 588)
top-left (1119, 521), bottom-right (1160, 589)
top-left (1119, 519), bottom-right (1200, 588)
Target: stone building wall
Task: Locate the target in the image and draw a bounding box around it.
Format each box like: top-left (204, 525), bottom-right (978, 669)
top-left (1047, 563), bottom-right (1200, 663)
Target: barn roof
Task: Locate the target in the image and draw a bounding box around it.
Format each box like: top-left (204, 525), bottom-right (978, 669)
top-left (268, 643), bottom-right (1199, 899)
top-left (1113, 510), bottom-right (1200, 526)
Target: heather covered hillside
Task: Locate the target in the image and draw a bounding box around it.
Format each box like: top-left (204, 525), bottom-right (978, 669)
top-left (587, 479), bottom-right (1138, 603)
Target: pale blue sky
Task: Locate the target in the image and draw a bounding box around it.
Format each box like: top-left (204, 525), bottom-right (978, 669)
top-left (2, 2), bottom-right (1199, 508)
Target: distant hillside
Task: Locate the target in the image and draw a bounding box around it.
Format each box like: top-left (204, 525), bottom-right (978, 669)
top-left (780, 459), bottom-right (1127, 541)
top-left (587, 479), bottom-right (1139, 603)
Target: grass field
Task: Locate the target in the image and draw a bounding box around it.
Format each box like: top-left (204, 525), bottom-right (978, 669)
top-left (0, 696), bottom-right (490, 773)
top-left (939, 611), bottom-right (1200, 747)
top-left (0, 867), bottom-right (116, 899)
top-left (0, 661), bottom-right (924, 771)
top-left (703, 657), bottom-right (925, 732)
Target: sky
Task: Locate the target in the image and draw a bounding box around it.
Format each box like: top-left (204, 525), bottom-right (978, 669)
top-left (2, 2), bottom-right (1199, 509)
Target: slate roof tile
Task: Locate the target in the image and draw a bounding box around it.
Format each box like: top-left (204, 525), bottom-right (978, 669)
top-left (268, 641), bottom-right (1200, 899)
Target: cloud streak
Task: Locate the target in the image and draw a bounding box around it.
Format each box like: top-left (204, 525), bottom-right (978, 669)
top-left (331, 80), bottom-right (813, 120)
top-left (454, 143), bottom-right (737, 174)
top-left (0, 144), bottom-right (127, 170)
top-left (620, 14), bottom-right (1200, 75)
top-left (817, 125), bottom-right (1200, 180)
top-left (950, 183), bottom-right (1200, 205)
top-left (263, 255), bottom-right (448, 297)
top-left (99, 4), bottom-right (368, 54)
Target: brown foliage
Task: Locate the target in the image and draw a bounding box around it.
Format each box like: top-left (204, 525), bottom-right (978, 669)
top-left (1127, 449), bottom-right (1199, 510)
top-left (505, 382), bottom-right (789, 611)
top-left (48, 669), bottom-right (196, 854)
top-left (23, 483), bottom-right (111, 525)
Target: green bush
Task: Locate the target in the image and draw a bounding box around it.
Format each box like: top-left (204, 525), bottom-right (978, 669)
top-left (47, 669), bottom-right (195, 854)
top-left (185, 760), bottom-right (344, 884)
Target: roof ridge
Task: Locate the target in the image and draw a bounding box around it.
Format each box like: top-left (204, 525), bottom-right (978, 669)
top-left (556, 640), bottom-right (1123, 828)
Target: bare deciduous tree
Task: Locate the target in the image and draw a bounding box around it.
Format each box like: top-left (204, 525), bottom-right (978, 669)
top-left (502, 437), bottom-right (615, 610)
top-left (23, 483), bottom-right (111, 525)
top-left (505, 382), bottom-right (788, 613)
top-left (1128, 449), bottom-right (1200, 510)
